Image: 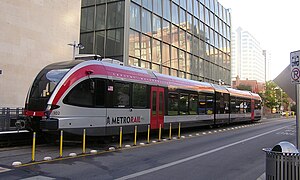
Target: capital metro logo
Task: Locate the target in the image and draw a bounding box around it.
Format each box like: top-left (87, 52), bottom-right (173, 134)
top-left (106, 116), bottom-right (141, 125)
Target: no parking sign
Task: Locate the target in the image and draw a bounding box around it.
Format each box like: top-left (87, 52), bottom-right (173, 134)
top-left (291, 51), bottom-right (300, 84)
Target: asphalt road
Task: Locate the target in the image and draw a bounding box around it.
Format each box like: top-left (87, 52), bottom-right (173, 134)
top-left (0, 117), bottom-right (296, 180)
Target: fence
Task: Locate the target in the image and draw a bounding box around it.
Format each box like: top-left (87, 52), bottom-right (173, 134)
top-left (0, 108), bottom-right (24, 131)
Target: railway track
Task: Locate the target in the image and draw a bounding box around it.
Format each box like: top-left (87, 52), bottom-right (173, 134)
top-left (0, 130), bottom-right (32, 147)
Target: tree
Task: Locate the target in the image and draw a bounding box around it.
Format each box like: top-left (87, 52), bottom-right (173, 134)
top-left (261, 81), bottom-right (289, 111)
top-left (236, 84), bottom-right (252, 91)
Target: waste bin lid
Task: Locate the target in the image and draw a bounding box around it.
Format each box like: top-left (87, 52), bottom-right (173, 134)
top-left (271, 141), bottom-right (299, 153)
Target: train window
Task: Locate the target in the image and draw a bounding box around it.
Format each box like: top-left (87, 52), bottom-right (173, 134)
top-left (132, 83), bottom-right (147, 108)
top-left (152, 91), bottom-right (157, 115)
top-left (113, 82), bottom-right (130, 108)
top-left (189, 94), bottom-right (198, 115)
top-left (206, 94), bottom-right (214, 114)
top-left (179, 94), bottom-right (188, 115)
top-left (198, 94), bottom-right (206, 115)
top-left (95, 79), bottom-right (105, 107)
top-left (255, 100), bottom-right (261, 109)
top-left (168, 93), bottom-right (178, 115)
top-left (216, 92), bottom-right (225, 114)
top-left (230, 96), bottom-right (236, 113)
top-left (246, 100), bottom-right (251, 113)
top-left (224, 94), bottom-right (230, 114)
top-left (64, 79), bottom-right (94, 107)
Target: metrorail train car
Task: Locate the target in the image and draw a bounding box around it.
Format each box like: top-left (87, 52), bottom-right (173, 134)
top-left (24, 56), bottom-right (262, 136)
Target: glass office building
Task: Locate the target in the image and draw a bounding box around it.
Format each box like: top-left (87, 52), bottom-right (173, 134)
top-left (80, 0), bottom-right (231, 84)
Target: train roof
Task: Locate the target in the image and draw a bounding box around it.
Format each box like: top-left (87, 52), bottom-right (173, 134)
top-left (47, 58), bottom-right (261, 98)
top-left (226, 87), bottom-right (252, 99)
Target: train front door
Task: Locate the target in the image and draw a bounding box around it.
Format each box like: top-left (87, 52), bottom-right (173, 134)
top-left (150, 87), bottom-right (164, 129)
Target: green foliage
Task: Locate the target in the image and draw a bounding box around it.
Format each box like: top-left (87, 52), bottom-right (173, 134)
top-left (261, 81), bottom-right (289, 110)
top-left (236, 84), bottom-right (252, 91)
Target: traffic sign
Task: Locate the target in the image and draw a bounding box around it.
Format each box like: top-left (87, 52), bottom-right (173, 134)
top-left (291, 50), bottom-right (300, 84)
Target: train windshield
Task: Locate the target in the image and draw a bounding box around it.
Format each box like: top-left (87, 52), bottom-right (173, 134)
top-left (31, 68), bottom-right (69, 98)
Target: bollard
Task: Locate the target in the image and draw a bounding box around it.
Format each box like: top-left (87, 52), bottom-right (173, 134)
top-left (82, 129), bottom-right (86, 154)
top-left (286, 112), bottom-right (289, 118)
top-left (178, 123), bottom-right (181, 139)
top-left (59, 130), bottom-right (63, 157)
top-left (158, 124), bottom-right (162, 142)
top-left (31, 132), bottom-right (36, 162)
top-left (119, 127), bottom-right (123, 148)
top-left (169, 123), bottom-right (172, 140)
top-left (147, 125), bottom-right (150, 144)
top-left (134, 126), bottom-right (137, 146)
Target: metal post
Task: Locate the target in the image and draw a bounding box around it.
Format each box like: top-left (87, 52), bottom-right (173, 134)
top-left (158, 124), bottom-right (161, 142)
top-left (178, 123), bottom-right (181, 138)
top-left (31, 132), bottom-right (36, 162)
top-left (296, 84), bottom-right (300, 149)
top-left (82, 129), bottom-right (86, 154)
top-left (134, 126), bottom-right (137, 146)
top-left (169, 123), bottom-right (172, 140)
top-left (59, 130), bottom-right (63, 157)
top-left (119, 127), bottom-right (123, 148)
top-left (147, 125), bottom-right (150, 144)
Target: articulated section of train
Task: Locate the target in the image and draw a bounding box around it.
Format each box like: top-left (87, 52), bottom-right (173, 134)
top-left (24, 56), bottom-right (262, 136)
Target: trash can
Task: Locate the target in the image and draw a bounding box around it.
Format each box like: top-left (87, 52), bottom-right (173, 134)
top-left (263, 141), bottom-right (300, 180)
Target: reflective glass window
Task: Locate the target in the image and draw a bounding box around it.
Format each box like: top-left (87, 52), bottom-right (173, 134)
top-left (193, 17), bottom-right (199, 36)
top-left (130, 3), bottom-right (141, 31)
top-left (199, 3), bottom-right (204, 22)
top-left (179, 8), bottom-right (186, 30)
top-left (95, 31), bottom-right (105, 57)
top-left (179, 49), bottom-right (186, 71)
top-left (198, 94), bottom-right (206, 114)
top-left (142, 9), bottom-right (152, 34)
top-left (64, 79), bottom-right (95, 107)
top-left (206, 94), bottom-right (214, 114)
top-left (140, 60), bottom-right (150, 68)
top-left (81, 7), bottom-right (95, 32)
top-left (172, 2), bottom-right (179, 25)
top-left (171, 69), bottom-right (177, 76)
top-left (129, 57), bottom-right (139, 66)
top-left (113, 82), bottom-right (130, 107)
top-left (132, 83), bottom-right (147, 108)
top-left (171, 24), bottom-right (179, 47)
top-left (193, 36), bottom-right (199, 56)
top-left (171, 46), bottom-right (178, 69)
top-left (141, 34), bottom-right (151, 61)
top-left (186, 53), bottom-right (191, 73)
top-left (82, 0), bottom-right (95, 6)
top-left (194, 1), bottom-right (199, 19)
top-left (179, 94), bottom-right (189, 115)
top-left (107, 1), bottom-right (124, 28)
top-left (163, 0), bottom-right (171, 21)
top-left (162, 43), bottom-right (170, 66)
top-left (152, 39), bottom-right (162, 64)
top-left (199, 58), bottom-right (203, 76)
top-left (105, 28), bottom-right (124, 56)
top-left (132, 0), bottom-right (141, 5)
top-left (186, 0), bottom-right (192, 13)
top-left (96, 5), bottom-right (106, 30)
top-left (187, 13), bottom-right (193, 33)
top-left (152, 63), bottom-right (160, 72)
top-left (162, 20), bottom-right (171, 43)
top-left (162, 66), bottom-right (170, 75)
top-left (142, 0), bottom-right (153, 11)
top-left (129, 30), bottom-right (140, 59)
top-left (80, 32), bottom-right (94, 54)
top-left (186, 32), bottom-right (192, 53)
top-left (153, 14), bottom-right (162, 40)
top-left (153, 0), bottom-right (162, 16)
top-left (179, 28), bottom-right (186, 50)
top-left (204, 8), bottom-right (209, 25)
top-left (180, 0), bottom-right (186, 9)
top-left (168, 93), bottom-right (178, 115)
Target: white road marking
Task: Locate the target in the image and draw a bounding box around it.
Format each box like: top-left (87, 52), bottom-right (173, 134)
top-left (116, 125), bottom-right (289, 180)
top-left (0, 167), bottom-right (11, 173)
top-left (22, 176), bottom-right (55, 180)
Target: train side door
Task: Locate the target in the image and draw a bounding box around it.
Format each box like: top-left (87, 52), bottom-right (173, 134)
top-left (150, 87), bottom-right (164, 129)
top-left (251, 99), bottom-right (255, 121)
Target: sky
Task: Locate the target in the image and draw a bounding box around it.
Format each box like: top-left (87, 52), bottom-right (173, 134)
top-left (218, 0), bottom-right (300, 80)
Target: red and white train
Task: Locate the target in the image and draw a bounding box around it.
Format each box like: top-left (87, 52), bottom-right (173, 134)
top-left (24, 56), bottom-right (262, 136)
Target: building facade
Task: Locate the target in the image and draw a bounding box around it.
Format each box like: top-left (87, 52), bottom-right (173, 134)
top-left (0, 0), bottom-right (81, 107)
top-left (231, 27), bottom-right (265, 83)
top-left (80, 0), bottom-right (231, 84)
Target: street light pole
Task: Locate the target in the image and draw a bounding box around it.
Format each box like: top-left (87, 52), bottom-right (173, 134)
top-left (68, 41), bottom-right (84, 60)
